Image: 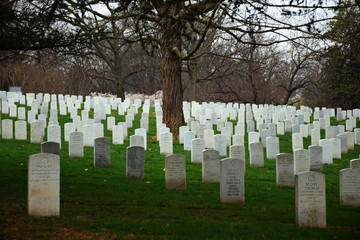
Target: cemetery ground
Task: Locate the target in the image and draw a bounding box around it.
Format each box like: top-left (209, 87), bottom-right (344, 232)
top-left (1, 107), bottom-right (360, 240)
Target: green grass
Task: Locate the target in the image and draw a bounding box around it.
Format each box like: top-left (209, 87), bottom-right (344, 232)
top-left (0, 105), bottom-right (360, 240)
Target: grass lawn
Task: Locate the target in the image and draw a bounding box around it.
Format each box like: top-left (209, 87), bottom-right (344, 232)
top-left (0, 105), bottom-right (359, 239)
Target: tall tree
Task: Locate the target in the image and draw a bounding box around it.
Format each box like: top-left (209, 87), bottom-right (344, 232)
top-left (318, 2), bottom-right (360, 108)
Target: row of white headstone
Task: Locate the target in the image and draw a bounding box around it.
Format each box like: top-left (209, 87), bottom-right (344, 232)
top-left (1, 92), bottom-right (359, 228)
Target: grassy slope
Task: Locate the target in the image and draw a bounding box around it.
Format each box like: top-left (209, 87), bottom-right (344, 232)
top-left (0, 105), bottom-right (359, 240)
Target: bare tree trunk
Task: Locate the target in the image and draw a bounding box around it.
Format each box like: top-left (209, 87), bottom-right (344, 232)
top-left (113, 54), bottom-right (125, 100)
top-left (115, 75), bottom-right (125, 100)
top-left (188, 58), bottom-right (198, 102)
top-left (160, 17), bottom-right (185, 138)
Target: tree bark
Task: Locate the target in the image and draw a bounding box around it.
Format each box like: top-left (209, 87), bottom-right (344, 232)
top-left (113, 52), bottom-right (125, 100)
top-left (188, 58), bottom-right (199, 102)
top-left (159, 10), bottom-right (185, 138)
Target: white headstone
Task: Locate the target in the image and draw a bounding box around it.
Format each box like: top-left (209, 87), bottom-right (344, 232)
top-left (191, 138), bottom-right (205, 163)
top-left (160, 132), bottom-right (173, 155)
top-left (309, 145), bottom-right (323, 171)
top-left (339, 168), bottom-right (360, 207)
top-left (28, 153), bottom-right (60, 216)
top-left (214, 134), bottom-right (227, 157)
top-left (2, 119), bottom-right (13, 139)
top-left (179, 126), bottom-right (189, 144)
top-left (69, 131), bottom-right (84, 157)
top-left (295, 172), bottom-right (326, 228)
top-left (331, 138), bottom-right (341, 160)
top-left (112, 125), bottom-right (124, 145)
top-left (292, 133), bottom-right (303, 151)
top-left (220, 158), bottom-right (245, 205)
top-left (294, 149), bottom-right (310, 174)
top-left (204, 129), bottom-right (214, 149)
top-left (276, 153), bottom-right (294, 187)
top-left (15, 120), bottom-right (27, 140)
top-left (30, 121), bottom-right (43, 143)
top-left (202, 149), bottom-right (220, 183)
top-left (250, 142), bottom-right (264, 168)
top-left (126, 146), bottom-right (145, 179)
top-left (94, 137), bottom-right (110, 167)
top-left (165, 154), bottom-right (186, 190)
top-left (266, 137), bottom-right (279, 160)
top-left (83, 125), bottom-right (95, 147)
top-left (184, 131), bottom-right (195, 151)
top-left (319, 139), bottom-right (333, 164)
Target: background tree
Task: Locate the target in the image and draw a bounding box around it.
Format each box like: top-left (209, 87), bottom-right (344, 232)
top-left (317, 2), bottom-right (360, 108)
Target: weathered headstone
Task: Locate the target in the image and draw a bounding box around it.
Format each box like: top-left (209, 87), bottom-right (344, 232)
top-left (292, 133), bottom-right (303, 151)
top-left (266, 136), bottom-right (279, 160)
top-left (184, 131), bottom-right (195, 151)
top-left (229, 145), bottom-right (245, 162)
top-left (30, 120), bottom-right (44, 143)
top-left (107, 116), bottom-right (115, 131)
top-left (319, 139), bottom-right (333, 164)
top-left (202, 149), bottom-right (220, 183)
top-left (220, 158), bottom-right (245, 205)
top-left (214, 134), bottom-right (227, 157)
top-left (160, 132), bottom-right (173, 155)
top-left (165, 154), bottom-right (186, 190)
top-left (191, 138), bottom-right (205, 163)
top-left (47, 125), bottom-right (61, 149)
top-left (179, 126), bottom-right (189, 144)
top-left (130, 134), bottom-right (145, 149)
top-left (250, 142), bottom-right (264, 168)
top-left (336, 133), bottom-right (348, 154)
top-left (2, 119), bottom-right (13, 139)
top-left (69, 131), bottom-right (84, 157)
top-left (294, 149), bottom-right (310, 174)
top-left (83, 125), bottom-right (95, 147)
top-left (276, 153), bottom-right (294, 187)
top-left (112, 125), bottom-right (124, 145)
top-left (126, 146), bottom-right (145, 179)
top-left (248, 131), bottom-right (259, 148)
top-left (94, 137), bottom-right (110, 167)
top-left (15, 120), bottom-right (27, 140)
top-left (277, 122), bottom-right (285, 135)
top-left (260, 129), bottom-right (269, 147)
top-left (350, 159), bottom-right (360, 169)
top-left (295, 171), bottom-right (326, 228)
top-left (354, 128), bottom-right (360, 145)
top-left (311, 128), bottom-right (320, 146)
top-left (204, 129), bottom-right (214, 148)
top-left (28, 153), bottom-right (60, 216)
top-left (64, 122), bottom-right (76, 142)
top-left (41, 141), bottom-right (60, 155)
top-left (135, 128), bottom-right (147, 150)
top-left (346, 131), bottom-right (355, 151)
top-left (330, 138), bottom-right (341, 159)
top-left (339, 168), bottom-right (360, 207)
top-left (309, 145), bottom-right (323, 171)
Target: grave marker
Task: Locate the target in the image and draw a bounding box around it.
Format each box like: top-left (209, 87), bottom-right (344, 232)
top-left (94, 137), bottom-right (110, 167)
top-left (339, 168), bottom-right (360, 207)
top-left (202, 149), bottom-right (220, 183)
top-left (69, 131), bottom-right (84, 157)
top-left (28, 153), bottom-right (60, 216)
top-left (250, 142), bottom-right (264, 168)
top-left (41, 141), bottom-right (60, 155)
top-left (165, 154), bottom-right (186, 190)
top-left (220, 158), bottom-right (245, 205)
top-left (295, 171), bottom-right (326, 228)
top-left (126, 146), bottom-right (145, 179)
top-left (276, 153), bottom-right (294, 187)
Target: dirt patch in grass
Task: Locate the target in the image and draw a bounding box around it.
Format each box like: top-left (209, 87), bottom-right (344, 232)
top-left (1, 208), bottom-right (117, 240)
